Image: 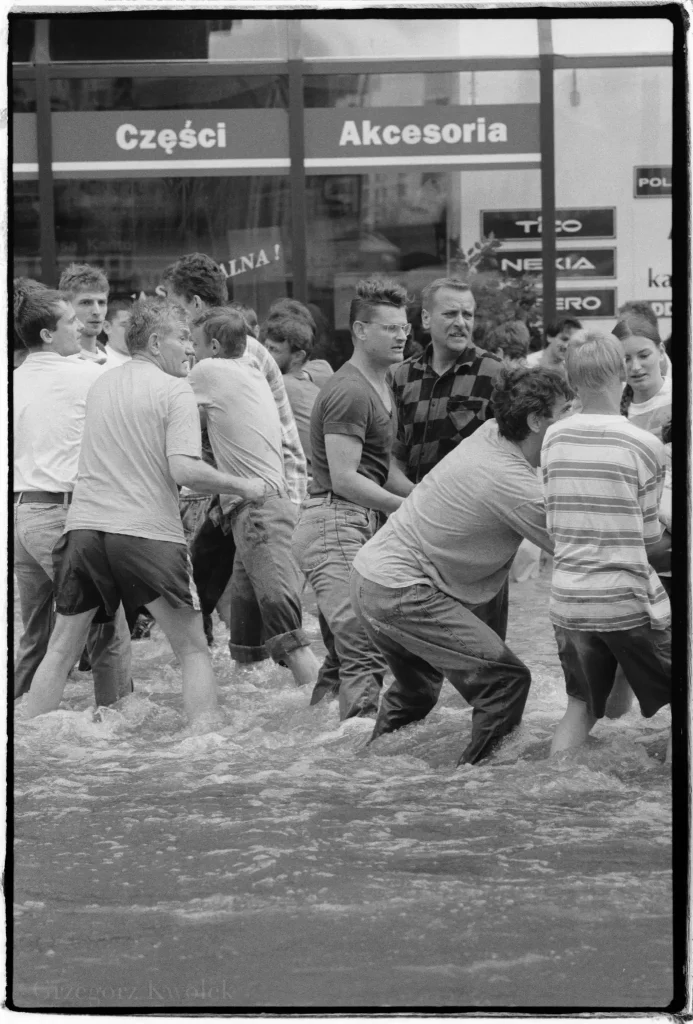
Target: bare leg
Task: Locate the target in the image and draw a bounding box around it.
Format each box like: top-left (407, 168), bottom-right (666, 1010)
top-left (24, 610), bottom-right (97, 718)
top-left (551, 696), bottom-right (598, 754)
top-left (604, 665), bottom-right (634, 719)
top-left (283, 646), bottom-right (321, 688)
top-left (145, 597), bottom-right (220, 728)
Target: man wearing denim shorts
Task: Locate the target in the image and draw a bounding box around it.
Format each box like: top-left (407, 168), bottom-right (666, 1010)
top-left (542, 330), bottom-right (671, 755)
top-left (292, 277), bottom-right (414, 719)
top-left (24, 299), bottom-right (264, 727)
top-left (351, 367), bottom-right (574, 764)
top-left (189, 308), bottom-right (319, 688)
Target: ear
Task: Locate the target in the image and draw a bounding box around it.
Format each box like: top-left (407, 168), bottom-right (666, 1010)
top-left (102, 320), bottom-right (112, 338)
top-left (148, 331), bottom-right (160, 353)
top-left (192, 295), bottom-right (204, 313)
top-left (289, 349), bottom-right (306, 371)
top-left (526, 411), bottom-right (543, 435)
top-left (421, 307), bottom-right (431, 330)
top-left (210, 337), bottom-right (222, 357)
top-left (39, 327), bottom-right (53, 345)
top-left (352, 321), bottom-right (366, 343)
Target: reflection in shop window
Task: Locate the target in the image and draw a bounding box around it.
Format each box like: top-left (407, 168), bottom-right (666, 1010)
top-left (304, 70), bottom-right (539, 108)
top-left (299, 18), bottom-right (539, 58)
top-left (10, 18), bottom-right (36, 62)
top-left (48, 18), bottom-right (289, 61)
top-left (49, 76), bottom-right (289, 112)
top-left (12, 179), bottom-right (41, 281)
top-left (13, 78), bottom-right (37, 113)
top-left (54, 177), bottom-right (292, 314)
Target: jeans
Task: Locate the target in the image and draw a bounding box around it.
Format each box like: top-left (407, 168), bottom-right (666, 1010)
top-left (228, 493), bottom-right (310, 664)
top-left (13, 502), bottom-right (131, 704)
top-left (292, 496), bottom-right (388, 719)
top-left (350, 569), bottom-right (528, 764)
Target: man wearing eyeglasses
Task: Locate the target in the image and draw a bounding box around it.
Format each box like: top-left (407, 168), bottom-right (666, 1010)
top-left (292, 277), bottom-right (414, 720)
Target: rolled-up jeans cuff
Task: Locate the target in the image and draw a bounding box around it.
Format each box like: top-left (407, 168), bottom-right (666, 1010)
top-left (228, 642), bottom-right (269, 664)
top-left (265, 628), bottom-right (311, 664)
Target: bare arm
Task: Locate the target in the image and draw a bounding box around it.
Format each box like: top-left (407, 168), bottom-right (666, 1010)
top-left (168, 454), bottom-right (265, 502)
top-left (325, 434), bottom-right (404, 515)
top-left (385, 460), bottom-right (414, 498)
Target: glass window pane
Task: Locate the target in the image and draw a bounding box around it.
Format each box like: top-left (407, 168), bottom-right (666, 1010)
top-left (54, 177), bottom-right (293, 314)
top-left (305, 70), bottom-right (538, 108)
top-left (48, 17), bottom-right (288, 61)
top-left (301, 18), bottom-right (539, 58)
top-left (12, 179), bottom-right (41, 281)
top-left (10, 18), bottom-right (36, 62)
top-left (552, 18), bottom-right (673, 55)
top-left (554, 66), bottom-right (672, 334)
top-left (13, 77), bottom-right (37, 113)
top-left (49, 76), bottom-right (288, 112)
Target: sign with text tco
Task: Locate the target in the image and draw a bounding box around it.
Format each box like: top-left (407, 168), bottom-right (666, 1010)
top-left (482, 208), bottom-right (616, 240)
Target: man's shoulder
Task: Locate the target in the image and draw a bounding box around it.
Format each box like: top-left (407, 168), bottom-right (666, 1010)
top-left (391, 351), bottom-right (426, 387)
top-left (465, 344), bottom-right (503, 374)
top-left (545, 414), bottom-right (665, 458)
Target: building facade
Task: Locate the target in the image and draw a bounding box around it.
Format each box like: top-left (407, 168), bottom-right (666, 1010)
top-left (11, 14), bottom-right (676, 352)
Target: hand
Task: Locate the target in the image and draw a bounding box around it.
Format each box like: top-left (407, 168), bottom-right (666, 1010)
top-left (241, 478), bottom-right (267, 504)
top-left (647, 529), bottom-right (671, 574)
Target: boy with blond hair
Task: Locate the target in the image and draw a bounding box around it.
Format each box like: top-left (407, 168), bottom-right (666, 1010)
top-left (541, 329), bottom-right (671, 753)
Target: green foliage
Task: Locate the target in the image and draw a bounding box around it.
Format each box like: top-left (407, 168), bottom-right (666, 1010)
top-left (450, 236), bottom-right (543, 349)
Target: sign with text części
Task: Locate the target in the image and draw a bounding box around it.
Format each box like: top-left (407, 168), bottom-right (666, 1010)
top-left (482, 208), bottom-right (616, 240)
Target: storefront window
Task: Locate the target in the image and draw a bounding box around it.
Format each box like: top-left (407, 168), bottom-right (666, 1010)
top-left (300, 18), bottom-right (540, 58)
top-left (47, 17), bottom-right (289, 61)
top-left (54, 176), bottom-right (293, 313)
top-left (49, 76), bottom-right (288, 112)
top-left (10, 18), bottom-right (36, 62)
top-left (12, 179), bottom-right (42, 281)
top-left (13, 78), bottom-right (37, 113)
top-left (304, 70), bottom-right (542, 361)
top-left (551, 18), bottom-right (673, 55)
top-left (554, 66), bottom-right (672, 333)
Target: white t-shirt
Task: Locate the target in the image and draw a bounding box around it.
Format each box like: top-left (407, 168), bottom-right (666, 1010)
top-left (102, 344), bottom-right (132, 369)
top-left (67, 360), bottom-right (202, 543)
top-left (628, 374), bottom-right (672, 440)
top-left (14, 352), bottom-right (103, 492)
top-left (188, 357), bottom-right (284, 512)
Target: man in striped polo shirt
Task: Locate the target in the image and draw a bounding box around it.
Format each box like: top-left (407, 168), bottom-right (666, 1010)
top-left (542, 329), bottom-right (671, 755)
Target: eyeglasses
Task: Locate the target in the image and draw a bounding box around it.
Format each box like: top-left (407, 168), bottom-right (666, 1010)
top-left (356, 321), bottom-right (412, 338)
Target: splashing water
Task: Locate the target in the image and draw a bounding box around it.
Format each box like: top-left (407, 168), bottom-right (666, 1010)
top-left (12, 576), bottom-right (672, 1009)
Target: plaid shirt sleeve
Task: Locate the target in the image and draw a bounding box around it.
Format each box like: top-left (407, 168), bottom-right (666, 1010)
top-left (245, 337), bottom-right (308, 505)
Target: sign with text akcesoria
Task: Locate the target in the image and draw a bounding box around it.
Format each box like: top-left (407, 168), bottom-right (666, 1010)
top-left (304, 105), bottom-right (540, 172)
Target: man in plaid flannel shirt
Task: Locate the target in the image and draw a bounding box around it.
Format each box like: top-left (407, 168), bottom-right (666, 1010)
top-left (390, 277), bottom-right (502, 484)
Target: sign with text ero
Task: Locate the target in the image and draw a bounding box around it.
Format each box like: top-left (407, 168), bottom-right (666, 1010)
top-left (498, 248), bottom-right (616, 278)
top-left (482, 208), bottom-right (615, 240)
top-left (555, 289), bottom-right (616, 317)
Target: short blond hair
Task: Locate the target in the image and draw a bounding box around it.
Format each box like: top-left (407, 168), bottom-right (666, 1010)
top-left (565, 330), bottom-right (625, 391)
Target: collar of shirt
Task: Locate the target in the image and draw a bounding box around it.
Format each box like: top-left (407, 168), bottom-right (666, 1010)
top-left (416, 341), bottom-right (479, 376)
top-left (24, 351), bottom-right (64, 365)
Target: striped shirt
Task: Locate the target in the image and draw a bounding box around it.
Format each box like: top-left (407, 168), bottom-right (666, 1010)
top-left (541, 413), bottom-right (669, 632)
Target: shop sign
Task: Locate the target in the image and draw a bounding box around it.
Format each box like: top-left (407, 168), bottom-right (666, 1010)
top-left (498, 248), bottom-right (616, 278)
top-left (634, 166), bottom-right (672, 198)
top-left (647, 299), bottom-right (672, 317)
top-left (304, 105), bottom-right (540, 171)
top-left (223, 228), bottom-right (285, 281)
top-left (482, 208), bottom-right (616, 240)
top-left (646, 268), bottom-right (672, 288)
top-left (555, 289), bottom-right (616, 317)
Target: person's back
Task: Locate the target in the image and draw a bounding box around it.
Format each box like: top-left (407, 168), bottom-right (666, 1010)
top-left (67, 360), bottom-right (199, 543)
top-left (188, 357), bottom-right (284, 500)
top-left (282, 371), bottom-right (320, 469)
top-left (541, 329), bottom-right (671, 754)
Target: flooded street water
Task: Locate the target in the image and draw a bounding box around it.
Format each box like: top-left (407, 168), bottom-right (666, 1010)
top-left (12, 572), bottom-right (673, 1010)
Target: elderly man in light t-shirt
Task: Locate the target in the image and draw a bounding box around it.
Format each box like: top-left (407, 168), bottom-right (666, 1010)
top-left (24, 299), bottom-right (265, 727)
top-left (188, 308), bottom-right (319, 688)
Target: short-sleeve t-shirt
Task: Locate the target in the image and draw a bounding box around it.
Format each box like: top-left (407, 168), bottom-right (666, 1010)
top-left (283, 371), bottom-right (320, 472)
top-left (188, 358), bottom-right (284, 512)
top-left (66, 360), bottom-right (202, 543)
top-left (308, 362), bottom-right (397, 497)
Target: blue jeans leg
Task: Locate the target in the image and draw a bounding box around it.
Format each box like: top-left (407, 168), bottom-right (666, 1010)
top-left (351, 570), bottom-right (531, 764)
top-left (293, 501), bottom-right (387, 719)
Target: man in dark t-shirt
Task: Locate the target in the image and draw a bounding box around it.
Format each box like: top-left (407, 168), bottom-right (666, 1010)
top-left (292, 277), bottom-right (413, 719)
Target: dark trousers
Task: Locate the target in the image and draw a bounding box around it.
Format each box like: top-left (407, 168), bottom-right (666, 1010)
top-left (350, 570), bottom-right (525, 765)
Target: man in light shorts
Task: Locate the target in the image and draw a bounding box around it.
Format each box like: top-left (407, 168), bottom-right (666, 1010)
top-left (24, 299), bottom-right (264, 728)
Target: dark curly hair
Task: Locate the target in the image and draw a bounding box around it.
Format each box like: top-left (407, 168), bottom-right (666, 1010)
top-left (349, 276), bottom-right (409, 329)
top-left (259, 315), bottom-right (314, 359)
top-left (161, 253), bottom-right (228, 307)
top-left (491, 366), bottom-right (574, 442)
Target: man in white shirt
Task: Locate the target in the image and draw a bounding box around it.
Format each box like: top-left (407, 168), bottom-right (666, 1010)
top-left (24, 299), bottom-right (264, 728)
top-left (59, 262), bottom-right (109, 365)
top-left (102, 298), bottom-right (133, 369)
top-left (13, 288), bottom-right (131, 704)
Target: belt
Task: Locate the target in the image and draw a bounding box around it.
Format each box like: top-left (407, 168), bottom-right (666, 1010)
top-left (14, 491), bottom-right (73, 505)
